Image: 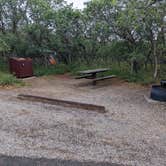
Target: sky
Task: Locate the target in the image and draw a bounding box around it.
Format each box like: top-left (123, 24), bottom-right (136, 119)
top-left (66, 0), bottom-right (90, 9)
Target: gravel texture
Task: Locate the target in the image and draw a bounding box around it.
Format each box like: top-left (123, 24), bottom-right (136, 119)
top-left (0, 75), bottom-right (165, 166)
top-left (0, 155), bottom-right (122, 166)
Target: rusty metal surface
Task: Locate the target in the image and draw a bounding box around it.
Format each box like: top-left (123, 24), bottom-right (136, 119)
top-left (9, 58), bottom-right (33, 78)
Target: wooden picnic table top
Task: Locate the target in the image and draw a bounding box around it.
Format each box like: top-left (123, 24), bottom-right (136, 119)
top-left (79, 68), bottom-right (110, 75)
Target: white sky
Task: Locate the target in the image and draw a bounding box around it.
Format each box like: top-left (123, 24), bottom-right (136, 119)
top-left (66, 0), bottom-right (90, 9)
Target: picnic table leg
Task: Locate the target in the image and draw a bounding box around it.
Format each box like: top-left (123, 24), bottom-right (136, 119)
top-left (93, 80), bottom-right (97, 85)
top-left (92, 73), bottom-right (96, 79)
top-left (92, 73), bottom-right (97, 85)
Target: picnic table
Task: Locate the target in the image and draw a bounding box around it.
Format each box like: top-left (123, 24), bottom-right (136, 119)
top-left (76, 68), bottom-right (116, 85)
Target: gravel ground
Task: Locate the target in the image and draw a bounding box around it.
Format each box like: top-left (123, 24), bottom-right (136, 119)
top-left (0, 155), bottom-right (121, 166)
top-left (0, 75), bottom-right (165, 166)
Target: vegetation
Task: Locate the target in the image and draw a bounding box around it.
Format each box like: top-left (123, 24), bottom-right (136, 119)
top-left (34, 64), bottom-right (70, 76)
top-left (0, 72), bottom-right (22, 86)
top-left (0, 0), bottom-right (165, 85)
top-left (0, 59), bottom-right (22, 86)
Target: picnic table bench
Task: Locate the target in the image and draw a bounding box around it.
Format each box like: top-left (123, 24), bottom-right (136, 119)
top-left (76, 68), bottom-right (116, 85)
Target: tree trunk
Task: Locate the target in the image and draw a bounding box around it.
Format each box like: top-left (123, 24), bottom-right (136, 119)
top-left (153, 40), bottom-right (158, 80)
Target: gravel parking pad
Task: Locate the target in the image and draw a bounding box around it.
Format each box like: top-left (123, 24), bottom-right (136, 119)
top-left (0, 76), bottom-right (165, 166)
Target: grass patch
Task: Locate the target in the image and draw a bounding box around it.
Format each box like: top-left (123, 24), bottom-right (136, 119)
top-left (34, 64), bottom-right (70, 77)
top-left (0, 56), bottom-right (162, 85)
top-left (0, 58), bottom-right (23, 86)
top-left (27, 63), bottom-right (166, 85)
top-left (34, 63), bottom-right (97, 77)
top-left (0, 72), bottom-right (23, 86)
top-left (68, 64), bottom-right (95, 75)
top-left (105, 64), bottom-right (156, 85)
top-left (69, 62), bottom-right (156, 85)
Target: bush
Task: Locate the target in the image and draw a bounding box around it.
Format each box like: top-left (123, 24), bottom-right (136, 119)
top-left (34, 64), bottom-right (70, 76)
top-left (105, 63), bottom-right (155, 85)
top-left (0, 72), bottom-right (22, 86)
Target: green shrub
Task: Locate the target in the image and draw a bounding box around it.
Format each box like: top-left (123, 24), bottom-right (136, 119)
top-left (0, 58), bottom-right (8, 72)
top-left (0, 72), bottom-right (22, 86)
top-left (34, 64), bottom-right (70, 76)
top-left (105, 63), bottom-right (155, 85)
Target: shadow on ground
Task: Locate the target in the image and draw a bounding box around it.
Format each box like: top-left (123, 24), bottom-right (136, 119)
top-left (0, 155), bottom-right (124, 166)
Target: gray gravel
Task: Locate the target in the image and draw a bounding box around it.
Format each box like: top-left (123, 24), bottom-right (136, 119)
top-left (0, 155), bottom-right (122, 166)
top-left (0, 76), bottom-right (165, 166)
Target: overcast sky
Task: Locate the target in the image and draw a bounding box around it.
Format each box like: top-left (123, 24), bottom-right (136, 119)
top-left (66, 0), bottom-right (90, 9)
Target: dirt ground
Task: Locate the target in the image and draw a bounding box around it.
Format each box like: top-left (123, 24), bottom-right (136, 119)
top-left (0, 75), bottom-right (165, 166)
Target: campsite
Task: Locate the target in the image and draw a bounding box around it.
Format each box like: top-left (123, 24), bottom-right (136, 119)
top-left (0, 0), bottom-right (165, 165)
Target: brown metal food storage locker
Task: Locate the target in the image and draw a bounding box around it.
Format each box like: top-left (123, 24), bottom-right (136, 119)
top-left (9, 57), bottom-right (33, 78)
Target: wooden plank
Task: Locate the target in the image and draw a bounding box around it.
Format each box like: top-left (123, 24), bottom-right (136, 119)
top-left (94, 75), bottom-right (116, 81)
top-left (79, 68), bottom-right (110, 75)
top-left (18, 94), bottom-right (106, 113)
top-left (93, 75), bottom-right (116, 85)
top-left (75, 74), bottom-right (93, 79)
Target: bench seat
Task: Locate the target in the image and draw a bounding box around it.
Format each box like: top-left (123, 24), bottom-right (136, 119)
top-left (75, 74), bottom-right (93, 79)
top-left (93, 75), bottom-right (116, 85)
